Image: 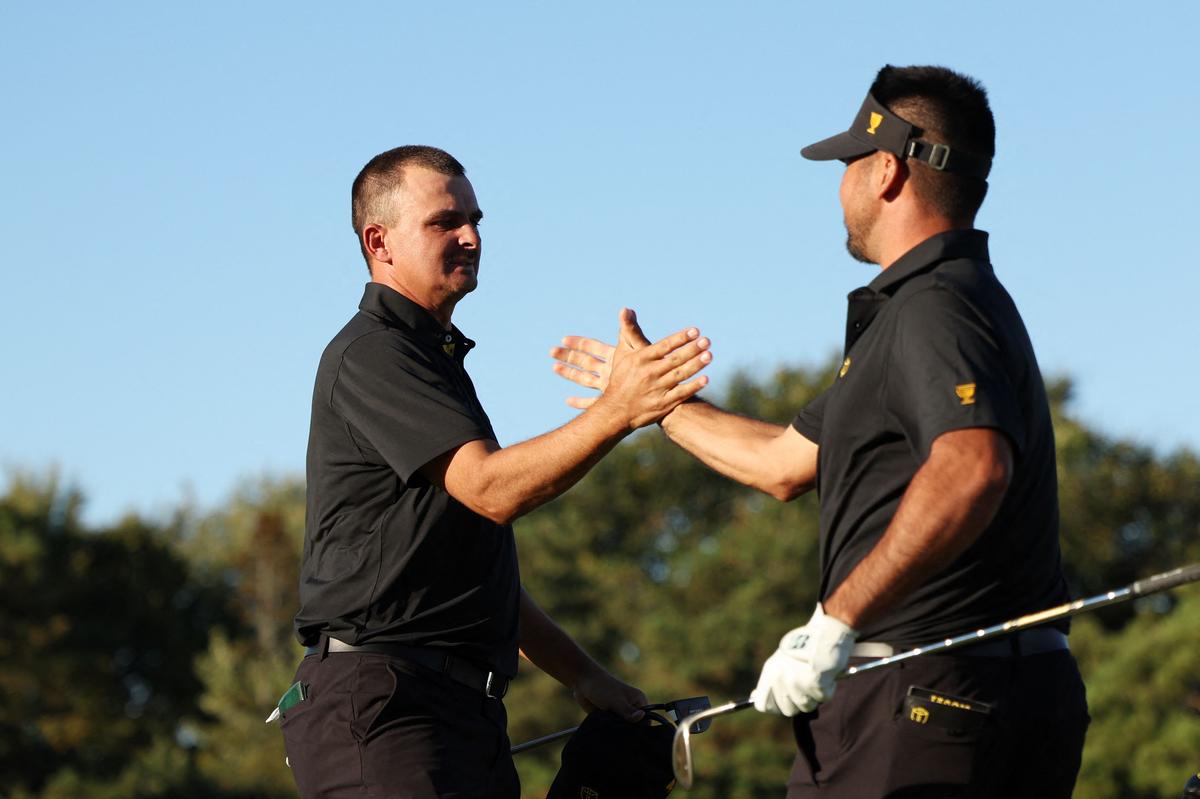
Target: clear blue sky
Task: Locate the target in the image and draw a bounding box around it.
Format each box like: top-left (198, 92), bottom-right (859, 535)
top-left (2, 1), bottom-right (1197, 525)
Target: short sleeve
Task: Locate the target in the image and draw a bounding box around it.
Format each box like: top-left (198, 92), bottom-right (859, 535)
top-left (888, 286), bottom-right (1024, 460)
top-left (792, 388), bottom-right (830, 445)
top-left (330, 332), bottom-right (493, 482)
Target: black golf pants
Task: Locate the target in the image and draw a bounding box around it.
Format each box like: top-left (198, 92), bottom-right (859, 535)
top-left (786, 650), bottom-right (1089, 798)
top-left (281, 651), bottom-right (520, 799)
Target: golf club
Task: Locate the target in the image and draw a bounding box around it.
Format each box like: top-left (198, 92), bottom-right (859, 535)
top-left (672, 562), bottom-right (1200, 789)
top-left (511, 696), bottom-right (712, 755)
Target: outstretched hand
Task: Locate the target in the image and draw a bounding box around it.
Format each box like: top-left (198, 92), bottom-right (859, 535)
top-left (550, 309), bottom-right (712, 425)
top-left (551, 335), bottom-right (616, 409)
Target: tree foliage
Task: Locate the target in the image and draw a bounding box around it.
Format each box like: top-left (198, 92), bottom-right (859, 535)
top-left (3, 366), bottom-right (1199, 797)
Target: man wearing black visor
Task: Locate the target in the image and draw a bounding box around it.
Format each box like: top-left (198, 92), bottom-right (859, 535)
top-left (553, 65), bottom-right (1090, 797)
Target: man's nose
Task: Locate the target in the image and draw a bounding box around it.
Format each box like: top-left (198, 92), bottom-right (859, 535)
top-left (458, 223), bottom-right (481, 248)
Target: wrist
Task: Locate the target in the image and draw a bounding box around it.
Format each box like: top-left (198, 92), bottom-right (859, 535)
top-left (658, 395), bottom-right (704, 432)
top-left (588, 395), bottom-right (634, 436)
top-left (566, 658), bottom-right (607, 695)
top-left (813, 602), bottom-right (858, 639)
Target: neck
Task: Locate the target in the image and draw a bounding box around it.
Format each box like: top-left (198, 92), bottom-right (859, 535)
top-left (876, 211), bottom-right (972, 269)
top-left (369, 268), bottom-right (455, 330)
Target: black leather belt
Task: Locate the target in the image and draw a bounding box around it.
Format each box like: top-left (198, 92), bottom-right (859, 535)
top-left (851, 627), bottom-right (1069, 658)
top-left (305, 637), bottom-right (509, 699)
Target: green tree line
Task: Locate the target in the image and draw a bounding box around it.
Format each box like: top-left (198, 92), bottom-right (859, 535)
top-left (3, 364), bottom-right (1199, 798)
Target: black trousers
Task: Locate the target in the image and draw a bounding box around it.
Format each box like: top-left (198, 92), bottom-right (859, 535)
top-left (280, 651), bottom-right (519, 799)
top-left (787, 650), bottom-right (1090, 798)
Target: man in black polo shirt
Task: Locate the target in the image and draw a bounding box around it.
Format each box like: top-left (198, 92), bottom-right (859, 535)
top-left (283, 146), bottom-right (712, 799)
top-left (553, 67), bottom-right (1089, 796)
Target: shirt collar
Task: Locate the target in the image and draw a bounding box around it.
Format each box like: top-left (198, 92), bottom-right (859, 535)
top-left (867, 229), bottom-right (991, 295)
top-left (358, 282), bottom-right (476, 361)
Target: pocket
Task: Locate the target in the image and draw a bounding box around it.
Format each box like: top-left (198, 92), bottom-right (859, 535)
top-left (881, 684), bottom-right (997, 791)
top-left (351, 657), bottom-right (448, 744)
top-left (901, 686), bottom-right (993, 740)
top-left (280, 661), bottom-right (318, 728)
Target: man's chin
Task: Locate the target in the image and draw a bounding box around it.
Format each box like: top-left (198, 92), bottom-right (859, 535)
top-left (453, 274), bottom-right (479, 296)
top-left (845, 236), bottom-right (874, 265)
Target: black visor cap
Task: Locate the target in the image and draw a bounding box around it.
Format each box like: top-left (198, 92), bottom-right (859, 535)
top-left (801, 92), bottom-right (916, 162)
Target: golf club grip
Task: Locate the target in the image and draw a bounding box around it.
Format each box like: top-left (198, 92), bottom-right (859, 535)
top-left (1131, 564), bottom-right (1200, 597)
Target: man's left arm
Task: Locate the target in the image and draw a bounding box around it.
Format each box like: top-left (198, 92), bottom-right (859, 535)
top-left (823, 426), bottom-right (1012, 628)
top-left (518, 588), bottom-right (647, 722)
top-left (754, 285), bottom-right (1021, 717)
top-left (754, 427), bottom-right (1012, 716)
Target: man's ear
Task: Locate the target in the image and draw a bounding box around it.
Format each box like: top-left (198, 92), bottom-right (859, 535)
top-left (362, 223), bottom-right (391, 264)
top-left (876, 151), bottom-right (907, 201)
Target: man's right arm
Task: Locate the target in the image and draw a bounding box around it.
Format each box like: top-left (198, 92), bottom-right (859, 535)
top-left (420, 310), bottom-right (712, 524)
top-left (552, 334), bottom-right (818, 500)
top-left (659, 400), bottom-right (818, 501)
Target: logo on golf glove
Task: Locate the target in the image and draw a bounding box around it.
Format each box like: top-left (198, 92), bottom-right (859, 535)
top-left (752, 603), bottom-right (857, 717)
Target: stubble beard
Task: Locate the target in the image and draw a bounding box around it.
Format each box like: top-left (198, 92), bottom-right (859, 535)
top-left (845, 228), bottom-right (872, 264)
top-left (843, 204), bottom-right (878, 265)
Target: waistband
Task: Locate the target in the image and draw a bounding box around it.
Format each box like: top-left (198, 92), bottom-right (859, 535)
top-left (304, 637), bottom-right (509, 699)
top-left (851, 627), bottom-right (1069, 659)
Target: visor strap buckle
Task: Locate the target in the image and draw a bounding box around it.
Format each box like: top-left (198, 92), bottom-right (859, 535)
top-left (907, 140), bottom-right (951, 171)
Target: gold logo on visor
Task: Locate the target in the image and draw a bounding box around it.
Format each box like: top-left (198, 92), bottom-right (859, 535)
top-left (839, 357), bottom-right (852, 378)
top-left (956, 383), bottom-right (977, 405)
top-left (910, 706), bottom-right (930, 724)
top-left (867, 112), bottom-right (883, 135)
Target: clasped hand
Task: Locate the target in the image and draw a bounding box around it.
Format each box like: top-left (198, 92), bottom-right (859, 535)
top-left (752, 603), bottom-right (858, 716)
top-left (550, 308), bottom-right (712, 429)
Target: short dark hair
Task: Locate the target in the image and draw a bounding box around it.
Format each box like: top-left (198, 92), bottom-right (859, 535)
top-left (870, 65), bottom-right (995, 222)
top-left (350, 145), bottom-right (467, 267)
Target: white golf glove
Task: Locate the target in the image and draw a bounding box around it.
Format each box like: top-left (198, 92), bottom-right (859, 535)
top-left (752, 603), bottom-right (858, 716)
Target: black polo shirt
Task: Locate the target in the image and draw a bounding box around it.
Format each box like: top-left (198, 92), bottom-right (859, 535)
top-left (792, 229), bottom-right (1069, 647)
top-left (295, 283), bottom-right (520, 676)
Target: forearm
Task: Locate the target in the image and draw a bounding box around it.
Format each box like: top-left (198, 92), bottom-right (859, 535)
top-left (518, 589), bottom-right (603, 690)
top-left (823, 429), bottom-right (1011, 629)
top-left (660, 399), bottom-right (816, 500)
top-left (459, 397), bottom-right (634, 523)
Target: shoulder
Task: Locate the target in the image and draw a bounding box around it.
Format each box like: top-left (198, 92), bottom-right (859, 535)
top-left (313, 310), bottom-right (431, 369)
top-left (321, 319), bottom-right (442, 393)
top-left (340, 326), bottom-right (429, 366)
top-left (892, 279), bottom-right (971, 323)
top-left (894, 260), bottom-right (1000, 322)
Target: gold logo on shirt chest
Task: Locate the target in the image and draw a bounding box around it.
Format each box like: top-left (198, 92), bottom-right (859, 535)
top-left (839, 357), bottom-right (852, 378)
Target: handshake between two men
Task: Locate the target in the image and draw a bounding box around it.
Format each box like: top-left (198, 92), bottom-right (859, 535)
top-left (552, 312), bottom-right (859, 719)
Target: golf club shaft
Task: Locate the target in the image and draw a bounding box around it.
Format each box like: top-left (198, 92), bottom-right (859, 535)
top-left (510, 726), bottom-right (577, 755)
top-left (848, 562), bottom-right (1200, 675)
top-left (673, 562), bottom-right (1200, 788)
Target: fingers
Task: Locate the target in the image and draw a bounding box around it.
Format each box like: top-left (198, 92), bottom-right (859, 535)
top-left (752, 665), bottom-right (780, 715)
top-left (550, 345), bottom-right (608, 372)
top-left (608, 685), bottom-right (647, 722)
top-left (646, 326), bottom-right (702, 361)
top-left (618, 308), bottom-right (653, 350)
top-left (660, 340), bottom-right (712, 383)
top-left (661, 374), bottom-right (710, 407)
top-left (559, 336), bottom-right (615, 361)
top-left (566, 396), bottom-right (598, 410)
top-left (752, 687), bottom-right (775, 715)
top-left (552, 361), bottom-right (604, 390)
